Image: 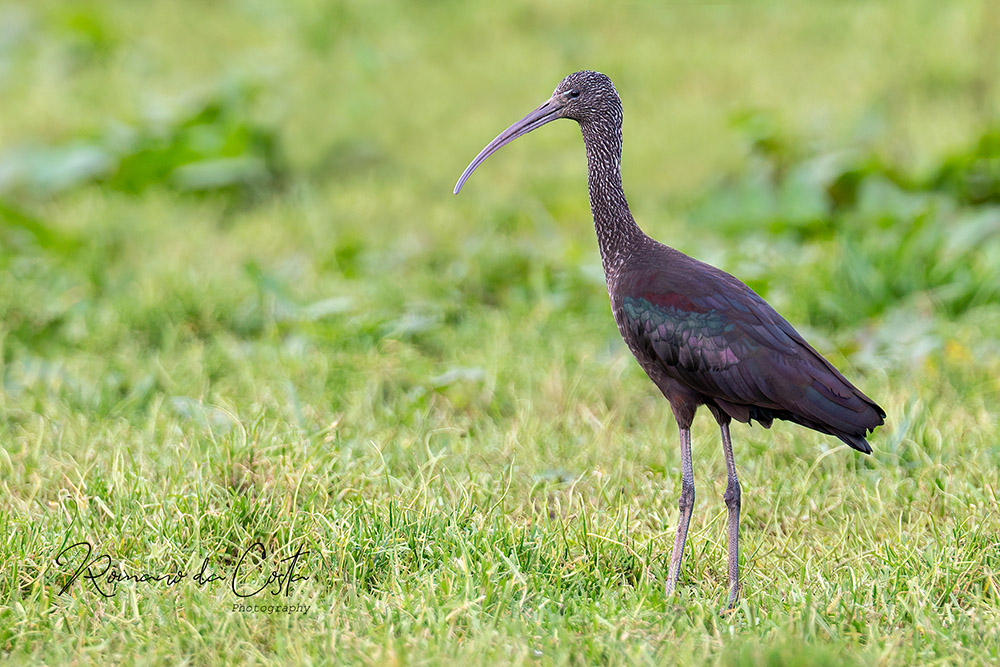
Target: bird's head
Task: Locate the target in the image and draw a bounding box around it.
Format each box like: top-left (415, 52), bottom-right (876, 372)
top-left (454, 70), bottom-right (622, 194)
top-left (550, 70), bottom-right (621, 124)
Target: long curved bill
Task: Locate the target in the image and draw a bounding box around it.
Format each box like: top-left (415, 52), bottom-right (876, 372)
top-left (453, 96), bottom-right (564, 195)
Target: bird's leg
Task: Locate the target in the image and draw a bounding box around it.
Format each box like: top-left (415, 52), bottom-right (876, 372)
top-left (666, 427), bottom-right (695, 597)
top-left (721, 421), bottom-right (741, 608)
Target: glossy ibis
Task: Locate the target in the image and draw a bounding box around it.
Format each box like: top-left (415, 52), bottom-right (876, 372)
top-left (454, 71), bottom-right (885, 607)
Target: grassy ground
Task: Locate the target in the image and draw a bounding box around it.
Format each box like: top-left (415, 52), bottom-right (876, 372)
top-left (2, 0), bottom-right (999, 664)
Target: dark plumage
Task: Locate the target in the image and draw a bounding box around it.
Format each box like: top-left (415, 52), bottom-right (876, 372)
top-left (616, 253), bottom-right (883, 454)
top-left (454, 70), bottom-right (885, 607)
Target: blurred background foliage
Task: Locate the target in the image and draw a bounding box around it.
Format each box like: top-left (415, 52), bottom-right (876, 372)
top-left (1, 0), bottom-right (997, 384)
top-left (1, 0), bottom-right (998, 483)
top-left (1, 0), bottom-right (999, 499)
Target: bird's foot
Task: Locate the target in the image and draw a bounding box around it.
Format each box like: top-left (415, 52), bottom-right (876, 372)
top-left (720, 584), bottom-right (741, 615)
top-left (664, 576), bottom-right (679, 599)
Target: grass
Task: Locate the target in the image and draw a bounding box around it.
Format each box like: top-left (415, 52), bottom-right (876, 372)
top-left (2, 0), bottom-right (1000, 664)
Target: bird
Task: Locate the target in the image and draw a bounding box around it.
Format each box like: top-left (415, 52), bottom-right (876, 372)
top-left (453, 71), bottom-right (885, 608)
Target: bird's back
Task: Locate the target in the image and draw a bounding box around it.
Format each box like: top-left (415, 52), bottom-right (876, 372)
top-left (610, 241), bottom-right (885, 452)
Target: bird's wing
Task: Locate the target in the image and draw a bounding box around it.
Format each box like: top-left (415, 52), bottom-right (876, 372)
top-left (614, 263), bottom-right (884, 444)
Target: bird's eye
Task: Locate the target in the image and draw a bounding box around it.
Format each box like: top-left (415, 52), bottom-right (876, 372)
top-left (569, 89), bottom-right (580, 98)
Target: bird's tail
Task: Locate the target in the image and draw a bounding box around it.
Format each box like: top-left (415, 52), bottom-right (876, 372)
top-left (834, 431), bottom-right (874, 455)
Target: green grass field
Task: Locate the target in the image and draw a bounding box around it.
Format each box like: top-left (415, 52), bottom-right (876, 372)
top-left (2, 0), bottom-right (999, 664)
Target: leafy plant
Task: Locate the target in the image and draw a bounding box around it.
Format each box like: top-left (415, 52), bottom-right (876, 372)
top-left (0, 82), bottom-right (285, 201)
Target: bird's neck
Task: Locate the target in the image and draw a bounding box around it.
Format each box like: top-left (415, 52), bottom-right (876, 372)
top-left (580, 119), bottom-right (645, 283)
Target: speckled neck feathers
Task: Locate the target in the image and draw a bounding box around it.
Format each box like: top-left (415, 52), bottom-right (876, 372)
top-left (579, 111), bottom-right (646, 286)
